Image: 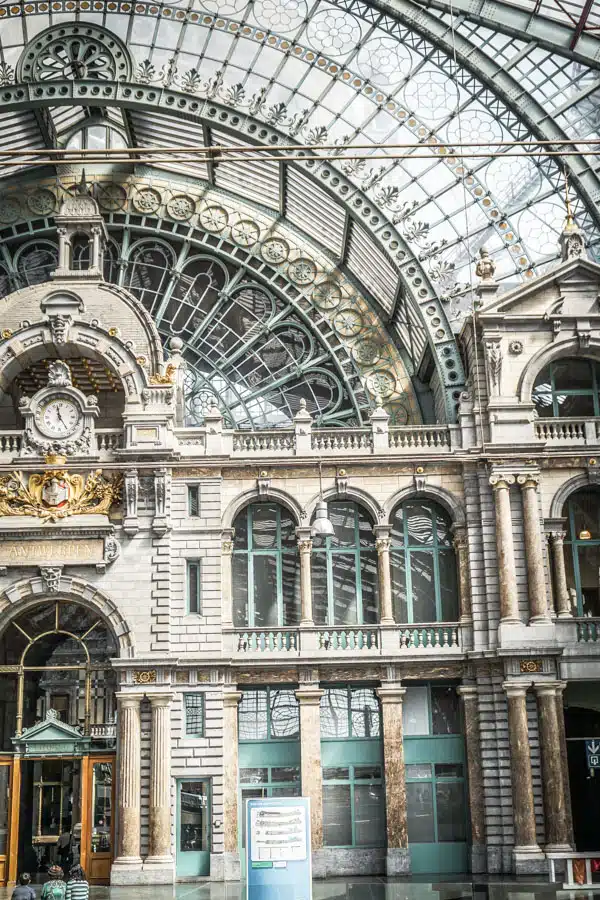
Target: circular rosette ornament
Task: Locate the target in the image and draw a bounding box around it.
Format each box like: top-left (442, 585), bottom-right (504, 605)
top-left (312, 280), bottom-right (341, 310)
top-left (199, 206), bottom-right (229, 233)
top-left (288, 257), bottom-right (317, 285)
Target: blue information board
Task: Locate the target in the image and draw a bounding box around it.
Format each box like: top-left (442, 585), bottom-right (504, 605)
top-left (246, 796), bottom-right (312, 900)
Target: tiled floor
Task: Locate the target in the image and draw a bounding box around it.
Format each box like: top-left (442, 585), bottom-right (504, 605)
top-left (0, 879), bottom-right (582, 900)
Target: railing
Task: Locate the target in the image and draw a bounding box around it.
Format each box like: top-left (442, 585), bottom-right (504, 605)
top-left (389, 426), bottom-right (451, 450)
top-left (0, 431), bottom-right (21, 455)
top-left (535, 417), bottom-right (599, 444)
top-left (96, 430), bottom-right (124, 452)
top-left (236, 629), bottom-right (299, 652)
top-left (312, 429), bottom-right (373, 452)
top-left (577, 619), bottom-right (600, 643)
top-left (318, 628), bottom-right (379, 651)
top-left (548, 851), bottom-right (600, 889)
top-left (233, 432), bottom-right (296, 453)
top-left (398, 624), bottom-right (460, 650)
top-left (89, 723), bottom-right (117, 739)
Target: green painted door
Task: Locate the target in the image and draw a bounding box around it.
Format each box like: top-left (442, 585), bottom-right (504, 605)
top-left (176, 778), bottom-right (211, 877)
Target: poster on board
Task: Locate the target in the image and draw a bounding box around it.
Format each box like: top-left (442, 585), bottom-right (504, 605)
top-left (246, 796), bottom-right (312, 900)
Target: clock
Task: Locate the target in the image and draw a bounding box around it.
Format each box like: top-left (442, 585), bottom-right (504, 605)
top-left (38, 396), bottom-right (81, 438)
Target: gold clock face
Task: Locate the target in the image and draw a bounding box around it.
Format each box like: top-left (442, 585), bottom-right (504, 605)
top-left (38, 397), bottom-right (81, 438)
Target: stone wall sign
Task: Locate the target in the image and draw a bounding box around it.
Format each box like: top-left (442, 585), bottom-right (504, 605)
top-left (0, 538), bottom-right (104, 566)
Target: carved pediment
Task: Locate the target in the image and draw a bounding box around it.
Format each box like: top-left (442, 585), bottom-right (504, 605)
top-left (12, 709), bottom-right (91, 756)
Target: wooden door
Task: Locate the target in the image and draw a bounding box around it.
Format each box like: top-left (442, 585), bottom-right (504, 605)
top-left (83, 756), bottom-right (115, 885)
top-left (0, 759), bottom-right (11, 885)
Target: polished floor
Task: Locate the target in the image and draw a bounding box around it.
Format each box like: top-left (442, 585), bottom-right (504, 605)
top-left (1, 880), bottom-right (594, 900)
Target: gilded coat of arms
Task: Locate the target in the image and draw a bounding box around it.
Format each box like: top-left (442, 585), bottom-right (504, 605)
top-left (0, 468), bottom-right (122, 522)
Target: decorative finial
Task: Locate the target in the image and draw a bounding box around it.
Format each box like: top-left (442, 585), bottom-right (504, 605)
top-left (475, 246), bottom-right (496, 283)
top-left (564, 168), bottom-right (576, 232)
top-left (559, 169), bottom-right (587, 262)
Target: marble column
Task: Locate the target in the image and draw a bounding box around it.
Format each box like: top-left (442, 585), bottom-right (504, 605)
top-left (503, 682), bottom-right (543, 870)
top-left (548, 531), bottom-right (573, 618)
top-left (518, 475), bottom-right (551, 623)
top-left (296, 687), bottom-right (324, 854)
top-left (535, 682), bottom-right (571, 850)
top-left (555, 682), bottom-right (575, 846)
top-left (490, 475), bottom-right (520, 624)
top-left (374, 525), bottom-right (394, 624)
top-left (221, 528), bottom-right (235, 627)
top-left (145, 693), bottom-right (174, 875)
top-left (376, 684), bottom-right (408, 874)
top-left (222, 688), bottom-right (242, 880)
top-left (112, 693), bottom-right (142, 881)
top-left (453, 526), bottom-right (472, 623)
top-left (296, 527), bottom-right (314, 626)
top-left (457, 685), bottom-right (486, 872)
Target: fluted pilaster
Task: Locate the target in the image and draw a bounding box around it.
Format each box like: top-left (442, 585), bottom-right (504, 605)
top-left (518, 475), bottom-right (550, 623)
top-left (490, 475), bottom-right (520, 623)
top-left (147, 693), bottom-right (174, 865)
top-left (115, 693), bottom-right (142, 865)
top-left (296, 527), bottom-right (314, 626)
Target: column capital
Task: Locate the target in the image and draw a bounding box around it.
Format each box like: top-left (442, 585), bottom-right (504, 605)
top-left (222, 690), bottom-right (242, 708)
top-left (295, 688), bottom-right (324, 705)
top-left (115, 692), bottom-right (142, 708)
top-left (517, 473), bottom-right (540, 489)
top-left (373, 524), bottom-right (392, 539)
top-left (502, 680), bottom-right (529, 698)
top-left (490, 473), bottom-right (515, 489)
top-left (533, 681), bottom-right (563, 698)
top-left (295, 526), bottom-right (312, 542)
top-left (297, 537), bottom-right (313, 555)
top-left (548, 530), bottom-right (567, 545)
top-left (375, 536), bottom-right (391, 554)
top-left (376, 684), bottom-right (406, 703)
top-left (147, 692), bottom-right (174, 707)
top-left (457, 684), bottom-right (478, 699)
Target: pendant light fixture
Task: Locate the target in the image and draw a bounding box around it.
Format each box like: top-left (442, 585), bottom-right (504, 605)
top-left (311, 460), bottom-right (335, 538)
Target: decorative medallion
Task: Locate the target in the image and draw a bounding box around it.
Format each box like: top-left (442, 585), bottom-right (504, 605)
top-left (231, 219), bottom-right (260, 247)
top-left (133, 670), bottom-right (157, 684)
top-left (288, 257), bottom-right (317, 285)
top-left (353, 338), bottom-right (381, 366)
top-left (519, 659), bottom-right (543, 674)
top-left (17, 23), bottom-right (132, 82)
top-left (261, 237), bottom-right (290, 264)
top-left (97, 184), bottom-right (127, 211)
top-left (132, 187), bottom-right (162, 215)
top-left (166, 194), bottom-right (196, 221)
top-left (366, 370), bottom-right (396, 398)
top-left (0, 467), bottom-right (122, 522)
top-left (199, 206), bottom-right (229, 233)
top-left (312, 280), bottom-right (342, 310)
top-left (332, 308), bottom-right (363, 337)
top-left (27, 189), bottom-right (57, 216)
top-left (0, 196), bottom-right (22, 224)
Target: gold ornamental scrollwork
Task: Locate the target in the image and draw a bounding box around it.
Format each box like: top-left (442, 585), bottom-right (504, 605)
top-left (0, 468), bottom-right (122, 522)
top-left (149, 363), bottom-right (177, 385)
top-left (519, 659), bottom-right (543, 674)
top-left (133, 670), bottom-right (157, 685)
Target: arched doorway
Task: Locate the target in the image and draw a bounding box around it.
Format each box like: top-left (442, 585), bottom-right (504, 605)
top-left (0, 599), bottom-right (118, 886)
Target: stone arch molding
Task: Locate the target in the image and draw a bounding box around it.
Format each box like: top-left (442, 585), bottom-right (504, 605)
top-left (384, 484), bottom-right (466, 527)
top-left (304, 485), bottom-right (383, 525)
top-left (519, 336), bottom-right (600, 404)
top-left (549, 473), bottom-right (597, 520)
top-left (222, 487), bottom-right (305, 530)
top-left (0, 575), bottom-right (135, 658)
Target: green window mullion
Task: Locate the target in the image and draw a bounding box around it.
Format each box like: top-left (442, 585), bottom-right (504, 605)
top-left (347, 687), bottom-right (353, 735)
top-left (405, 547), bottom-right (414, 623)
top-left (326, 544), bottom-right (335, 625)
top-left (568, 501), bottom-right (584, 616)
top-left (276, 507), bottom-right (283, 625)
top-left (349, 771), bottom-right (357, 847)
top-left (550, 362), bottom-right (559, 418)
top-left (248, 550), bottom-right (255, 626)
top-left (354, 512), bottom-right (363, 625)
top-left (432, 548), bottom-right (442, 622)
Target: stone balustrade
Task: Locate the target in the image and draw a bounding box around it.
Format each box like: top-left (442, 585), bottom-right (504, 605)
top-left (535, 417), bottom-right (600, 445)
top-left (577, 618), bottom-right (600, 643)
top-left (0, 432), bottom-right (21, 458)
top-left (96, 429), bottom-right (124, 453)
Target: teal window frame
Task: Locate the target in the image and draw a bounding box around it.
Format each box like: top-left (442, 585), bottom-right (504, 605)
top-left (232, 503), bottom-right (299, 627)
top-left (564, 489), bottom-right (600, 617)
top-left (320, 685), bottom-right (381, 739)
top-left (532, 358), bottom-right (600, 418)
top-left (239, 765), bottom-right (301, 855)
top-left (187, 560), bottom-right (201, 615)
top-left (311, 501), bottom-right (377, 626)
top-left (184, 693), bottom-right (205, 737)
top-left (322, 763), bottom-right (385, 849)
top-left (238, 687), bottom-right (300, 742)
top-left (405, 762), bottom-right (466, 844)
top-left (390, 501), bottom-right (458, 624)
top-left (188, 485), bottom-right (200, 516)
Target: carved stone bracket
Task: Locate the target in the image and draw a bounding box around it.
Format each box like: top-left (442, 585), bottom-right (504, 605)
top-left (123, 468), bottom-right (139, 536)
top-left (40, 566), bottom-right (63, 593)
top-left (152, 467), bottom-right (170, 535)
top-left (96, 534), bottom-right (121, 573)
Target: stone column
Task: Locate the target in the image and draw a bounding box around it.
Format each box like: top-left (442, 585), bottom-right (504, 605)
top-left (296, 687), bottom-right (324, 856)
top-left (457, 685), bottom-right (486, 872)
top-left (112, 693), bottom-right (142, 881)
top-left (376, 684), bottom-right (408, 874)
top-left (548, 532), bottom-right (572, 618)
top-left (555, 682), bottom-right (575, 845)
top-left (453, 526), bottom-right (472, 622)
top-left (503, 682), bottom-right (543, 870)
top-left (518, 475), bottom-right (551, 623)
top-left (490, 475), bottom-right (520, 624)
top-left (221, 528), bottom-right (235, 627)
top-left (296, 527), bottom-right (314, 626)
top-left (374, 525), bottom-right (394, 624)
top-left (145, 693), bottom-right (174, 875)
top-left (535, 682), bottom-right (571, 851)
top-left (222, 688), bottom-right (242, 880)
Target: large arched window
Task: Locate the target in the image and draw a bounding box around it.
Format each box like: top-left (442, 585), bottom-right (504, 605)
top-left (232, 502), bottom-right (300, 627)
top-left (532, 358), bottom-right (600, 418)
top-left (311, 501), bottom-right (378, 626)
top-left (564, 488), bottom-right (600, 618)
top-left (390, 501), bottom-right (458, 623)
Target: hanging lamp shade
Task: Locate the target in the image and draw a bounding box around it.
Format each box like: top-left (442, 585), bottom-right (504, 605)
top-left (311, 499), bottom-right (335, 537)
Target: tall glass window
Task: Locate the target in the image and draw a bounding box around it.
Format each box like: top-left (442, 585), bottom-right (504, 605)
top-left (238, 688), bottom-right (300, 741)
top-left (564, 488), bottom-right (600, 617)
top-left (311, 501), bottom-right (378, 625)
top-left (232, 503), bottom-right (300, 627)
top-left (390, 501), bottom-right (458, 623)
top-left (320, 686), bottom-right (381, 738)
top-left (532, 358), bottom-right (600, 418)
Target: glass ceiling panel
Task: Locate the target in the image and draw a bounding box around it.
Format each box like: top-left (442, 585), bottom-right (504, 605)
top-left (498, 0), bottom-right (600, 29)
top-left (0, 0), bottom-right (598, 319)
